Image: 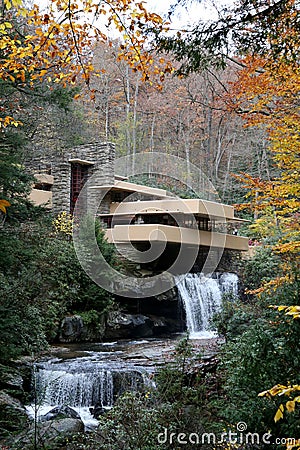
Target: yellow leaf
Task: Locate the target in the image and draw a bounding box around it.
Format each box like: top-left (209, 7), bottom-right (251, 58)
top-left (0, 200), bottom-right (11, 207)
top-left (286, 401), bottom-right (296, 413)
top-left (274, 404), bottom-right (284, 422)
top-left (269, 384), bottom-right (286, 396)
top-left (19, 8), bottom-right (27, 17)
top-left (4, 0), bottom-right (12, 9)
top-left (278, 305), bottom-right (288, 311)
top-left (0, 199), bottom-right (11, 214)
top-left (258, 390), bottom-right (269, 397)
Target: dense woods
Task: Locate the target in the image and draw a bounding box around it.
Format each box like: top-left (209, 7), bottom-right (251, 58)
top-left (0, 0), bottom-right (299, 448)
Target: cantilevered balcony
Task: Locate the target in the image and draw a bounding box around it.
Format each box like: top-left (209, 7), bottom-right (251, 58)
top-left (105, 224), bottom-right (249, 252)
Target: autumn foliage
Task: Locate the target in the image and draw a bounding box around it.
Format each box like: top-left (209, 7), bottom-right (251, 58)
top-left (0, 0), bottom-right (172, 128)
top-left (224, 8), bottom-right (300, 435)
top-left (226, 54), bottom-right (300, 294)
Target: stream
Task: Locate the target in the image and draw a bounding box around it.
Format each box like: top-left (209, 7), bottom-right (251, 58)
top-left (26, 272), bottom-right (238, 430)
top-left (25, 336), bottom-right (220, 430)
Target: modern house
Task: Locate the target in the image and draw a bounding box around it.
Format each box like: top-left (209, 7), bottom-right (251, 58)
top-left (93, 181), bottom-right (247, 248)
top-left (27, 142), bottom-right (248, 273)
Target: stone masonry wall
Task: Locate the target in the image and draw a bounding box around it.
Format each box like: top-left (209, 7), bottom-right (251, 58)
top-left (52, 162), bottom-right (71, 213)
top-left (25, 141), bottom-right (115, 215)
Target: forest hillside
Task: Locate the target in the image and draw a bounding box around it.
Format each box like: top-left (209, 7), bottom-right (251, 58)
top-left (0, 0), bottom-right (299, 448)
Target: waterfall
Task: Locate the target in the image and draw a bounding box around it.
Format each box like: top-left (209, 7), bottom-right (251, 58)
top-left (36, 368), bottom-right (114, 408)
top-left (27, 355), bottom-right (154, 430)
top-left (176, 272), bottom-right (238, 339)
top-left (218, 272), bottom-right (239, 294)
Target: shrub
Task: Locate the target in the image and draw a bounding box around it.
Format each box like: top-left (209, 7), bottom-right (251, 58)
top-left (0, 218), bottom-right (116, 363)
top-left (215, 281), bottom-right (300, 439)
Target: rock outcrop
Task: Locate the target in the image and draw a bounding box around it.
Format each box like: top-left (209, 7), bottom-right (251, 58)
top-left (58, 315), bottom-right (84, 342)
top-left (57, 283), bottom-right (184, 343)
top-left (0, 391), bottom-right (29, 439)
top-left (40, 405), bottom-right (81, 422)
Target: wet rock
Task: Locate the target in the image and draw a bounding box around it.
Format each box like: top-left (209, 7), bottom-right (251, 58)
top-left (154, 287), bottom-right (178, 302)
top-left (11, 418), bottom-right (84, 449)
top-left (58, 315), bottom-right (84, 342)
top-left (40, 405), bottom-right (81, 422)
top-left (112, 370), bottom-right (145, 399)
top-left (0, 364), bottom-right (26, 403)
top-left (0, 366), bottom-right (23, 391)
top-left (49, 417), bottom-right (84, 433)
top-left (106, 312), bottom-right (154, 339)
top-left (58, 313), bottom-right (106, 343)
top-left (91, 404), bottom-right (107, 419)
top-left (151, 316), bottom-right (167, 329)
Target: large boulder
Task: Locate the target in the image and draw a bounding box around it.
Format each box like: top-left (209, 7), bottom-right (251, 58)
top-left (58, 315), bottom-right (84, 342)
top-left (45, 417), bottom-right (84, 434)
top-left (11, 417), bottom-right (84, 449)
top-left (40, 405), bottom-right (81, 422)
top-left (0, 367), bottom-right (23, 391)
top-left (0, 364), bottom-right (25, 402)
top-left (0, 391), bottom-right (29, 439)
top-left (58, 313), bottom-right (106, 342)
top-left (105, 312), bottom-right (154, 339)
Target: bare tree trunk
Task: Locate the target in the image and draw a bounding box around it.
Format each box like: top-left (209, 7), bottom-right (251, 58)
top-left (132, 77), bottom-right (139, 173)
top-left (262, 140), bottom-right (271, 180)
top-left (125, 66), bottom-right (131, 157)
top-left (148, 113), bottom-right (156, 176)
top-left (150, 113), bottom-right (156, 152)
top-left (105, 87), bottom-right (109, 141)
top-left (222, 134), bottom-right (235, 201)
top-left (205, 107), bottom-right (213, 179)
top-left (214, 117), bottom-right (227, 182)
top-left (254, 190), bottom-right (259, 220)
top-left (184, 113), bottom-right (191, 186)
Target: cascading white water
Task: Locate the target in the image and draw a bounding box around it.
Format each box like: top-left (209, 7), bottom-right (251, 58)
top-left (36, 368), bottom-right (114, 408)
top-left (27, 353), bottom-right (155, 430)
top-left (176, 272), bottom-right (238, 339)
top-left (218, 272), bottom-right (239, 294)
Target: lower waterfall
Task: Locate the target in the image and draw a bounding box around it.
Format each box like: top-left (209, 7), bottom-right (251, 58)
top-left (176, 272), bottom-right (238, 338)
top-left (35, 367), bottom-right (114, 409)
top-left (26, 345), bottom-right (155, 430)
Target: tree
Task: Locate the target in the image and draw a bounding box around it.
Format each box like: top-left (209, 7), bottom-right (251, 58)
top-left (0, 215), bottom-right (116, 363)
top-left (213, 11), bottom-right (300, 438)
top-left (0, 0), bottom-right (173, 215)
top-left (229, 55), bottom-right (300, 292)
top-left (0, 0), bottom-right (172, 127)
top-left (155, 0), bottom-right (300, 73)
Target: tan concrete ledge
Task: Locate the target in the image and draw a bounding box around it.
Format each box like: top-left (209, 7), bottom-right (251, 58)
top-left (29, 190), bottom-right (52, 208)
top-left (105, 224), bottom-right (249, 251)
